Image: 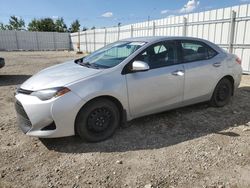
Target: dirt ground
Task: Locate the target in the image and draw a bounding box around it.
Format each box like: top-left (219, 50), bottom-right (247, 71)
top-left (0, 51), bottom-right (250, 188)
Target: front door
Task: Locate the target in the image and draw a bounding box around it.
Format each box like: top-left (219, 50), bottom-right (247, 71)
top-left (125, 41), bottom-right (185, 117)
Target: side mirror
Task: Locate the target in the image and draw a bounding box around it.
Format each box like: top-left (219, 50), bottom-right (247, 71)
top-left (132, 61), bottom-right (149, 72)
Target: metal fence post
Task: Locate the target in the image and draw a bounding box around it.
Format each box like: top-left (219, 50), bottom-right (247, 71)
top-left (147, 19), bottom-right (150, 36)
top-left (118, 25), bottom-right (120, 40)
top-left (85, 31), bottom-right (88, 53)
top-left (77, 30), bottom-right (81, 52)
top-left (152, 22), bottom-right (156, 36)
top-left (93, 29), bottom-right (96, 51)
top-left (53, 32), bottom-right (57, 50)
top-left (68, 32), bottom-right (71, 51)
top-left (35, 32), bottom-right (40, 50)
top-left (183, 17), bottom-right (187, 37)
top-left (131, 25), bottom-right (134, 38)
top-left (15, 31), bottom-right (19, 50)
top-left (104, 28), bottom-right (107, 46)
top-left (229, 10), bottom-right (236, 54)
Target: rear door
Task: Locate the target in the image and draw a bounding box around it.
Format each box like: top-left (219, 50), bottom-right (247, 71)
top-left (177, 40), bottom-right (223, 102)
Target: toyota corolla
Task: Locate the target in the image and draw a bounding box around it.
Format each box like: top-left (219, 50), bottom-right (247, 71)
top-left (15, 37), bottom-right (242, 142)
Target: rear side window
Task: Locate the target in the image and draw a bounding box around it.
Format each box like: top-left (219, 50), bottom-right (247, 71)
top-left (180, 41), bottom-right (218, 63)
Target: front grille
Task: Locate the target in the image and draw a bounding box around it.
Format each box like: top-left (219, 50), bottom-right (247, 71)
top-left (15, 100), bottom-right (32, 133)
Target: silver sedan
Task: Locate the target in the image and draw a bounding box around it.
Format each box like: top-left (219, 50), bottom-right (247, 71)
top-left (15, 37), bottom-right (242, 142)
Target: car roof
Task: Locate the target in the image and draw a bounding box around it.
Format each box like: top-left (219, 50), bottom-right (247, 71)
top-left (121, 36), bottom-right (208, 43)
top-left (120, 36), bottom-right (224, 53)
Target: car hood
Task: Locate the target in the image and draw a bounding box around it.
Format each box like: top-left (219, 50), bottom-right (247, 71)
top-left (21, 61), bottom-right (103, 91)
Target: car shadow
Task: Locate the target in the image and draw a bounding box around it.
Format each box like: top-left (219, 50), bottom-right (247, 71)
top-left (40, 86), bottom-right (250, 153)
top-left (0, 75), bottom-right (31, 86)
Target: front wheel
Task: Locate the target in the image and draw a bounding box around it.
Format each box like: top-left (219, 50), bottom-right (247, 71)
top-left (76, 98), bottom-right (120, 142)
top-left (210, 78), bottom-right (233, 107)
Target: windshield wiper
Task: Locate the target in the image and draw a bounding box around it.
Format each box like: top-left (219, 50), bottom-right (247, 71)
top-left (91, 63), bottom-right (110, 69)
top-left (77, 61), bottom-right (93, 68)
top-left (77, 62), bottom-right (104, 69)
top-left (76, 61), bottom-right (110, 69)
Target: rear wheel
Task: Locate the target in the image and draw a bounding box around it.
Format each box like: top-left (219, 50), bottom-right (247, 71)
top-left (210, 78), bottom-right (233, 107)
top-left (76, 98), bottom-right (120, 142)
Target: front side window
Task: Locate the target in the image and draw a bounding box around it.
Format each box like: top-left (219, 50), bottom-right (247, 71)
top-left (81, 41), bottom-right (146, 68)
top-left (181, 41), bottom-right (218, 63)
top-left (135, 41), bottom-right (176, 69)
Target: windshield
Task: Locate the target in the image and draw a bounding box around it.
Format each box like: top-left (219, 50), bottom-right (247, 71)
top-left (80, 41), bottom-right (146, 68)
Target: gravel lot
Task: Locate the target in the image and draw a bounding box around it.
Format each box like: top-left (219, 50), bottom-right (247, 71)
top-left (0, 51), bottom-right (250, 188)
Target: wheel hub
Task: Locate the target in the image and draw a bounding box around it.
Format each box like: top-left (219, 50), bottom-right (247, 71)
top-left (217, 84), bottom-right (229, 101)
top-left (87, 107), bottom-right (113, 133)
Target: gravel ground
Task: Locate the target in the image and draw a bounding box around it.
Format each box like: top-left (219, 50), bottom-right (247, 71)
top-left (0, 51), bottom-right (250, 188)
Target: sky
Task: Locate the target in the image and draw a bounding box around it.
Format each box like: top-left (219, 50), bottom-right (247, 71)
top-left (0, 0), bottom-right (250, 29)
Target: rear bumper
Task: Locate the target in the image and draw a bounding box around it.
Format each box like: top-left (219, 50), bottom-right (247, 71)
top-left (233, 67), bottom-right (242, 90)
top-left (235, 75), bottom-right (241, 90)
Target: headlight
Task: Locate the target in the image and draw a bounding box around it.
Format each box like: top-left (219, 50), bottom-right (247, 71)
top-left (30, 87), bottom-right (71, 101)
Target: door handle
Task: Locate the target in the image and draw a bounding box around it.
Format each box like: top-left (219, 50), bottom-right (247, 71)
top-left (213, 62), bottom-right (221, 67)
top-left (172, 70), bottom-right (184, 76)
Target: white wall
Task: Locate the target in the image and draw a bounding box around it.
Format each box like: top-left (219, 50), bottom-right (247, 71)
top-left (0, 31), bottom-right (71, 51)
top-left (71, 4), bottom-right (250, 73)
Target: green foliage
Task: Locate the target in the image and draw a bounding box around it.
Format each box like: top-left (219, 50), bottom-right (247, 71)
top-left (82, 27), bottom-right (88, 31)
top-left (55, 18), bottom-right (67, 32)
top-left (27, 19), bottom-right (40, 31)
top-left (1, 16), bottom-right (25, 30)
top-left (0, 23), bottom-right (7, 30)
top-left (70, 19), bottom-right (80, 33)
top-left (28, 18), bottom-right (56, 32)
top-left (0, 16), bottom-right (88, 33)
top-left (28, 18), bottom-right (67, 32)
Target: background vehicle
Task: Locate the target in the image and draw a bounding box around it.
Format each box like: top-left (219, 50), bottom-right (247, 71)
top-left (0, 57), bottom-right (5, 69)
top-left (15, 37), bottom-right (242, 142)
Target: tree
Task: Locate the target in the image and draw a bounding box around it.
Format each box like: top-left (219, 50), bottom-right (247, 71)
top-left (6, 16), bottom-right (25, 30)
top-left (28, 18), bottom-right (56, 32)
top-left (82, 27), bottom-right (88, 31)
top-left (70, 19), bottom-right (80, 33)
top-left (38, 18), bottom-right (55, 32)
top-left (91, 26), bottom-right (96, 30)
top-left (0, 22), bottom-right (7, 30)
top-left (55, 17), bottom-right (67, 32)
top-left (27, 19), bottom-right (40, 31)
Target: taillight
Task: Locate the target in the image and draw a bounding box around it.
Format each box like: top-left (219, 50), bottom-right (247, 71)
top-left (236, 57), bottom-right (242, 65)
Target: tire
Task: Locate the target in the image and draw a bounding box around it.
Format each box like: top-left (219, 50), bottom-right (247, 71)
top-left (76, 98), bottom-right (120, 142)
top-left (210, 78), bottom-right (233, 107)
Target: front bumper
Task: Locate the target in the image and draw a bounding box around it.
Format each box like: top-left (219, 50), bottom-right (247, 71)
top-left (15, 100), bottom-right (33, 133)
top-left (15, 91), bottom-right (85, 138)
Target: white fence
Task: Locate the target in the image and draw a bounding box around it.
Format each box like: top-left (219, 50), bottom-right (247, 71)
top-left (0, 31), bottom-right (71, 51)
top-left (71, 4), bottom-right (250, 73)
